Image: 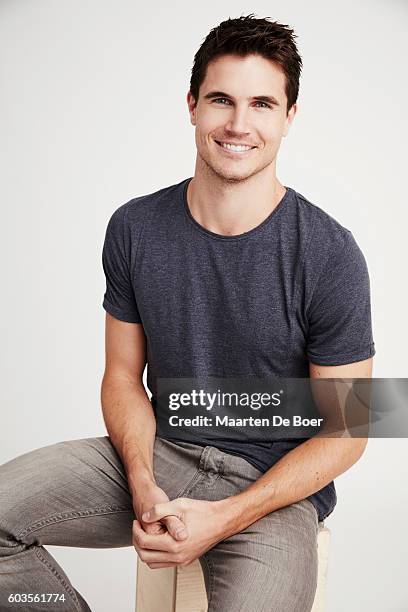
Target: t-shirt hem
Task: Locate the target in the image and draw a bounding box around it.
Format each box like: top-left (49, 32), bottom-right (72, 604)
top-left (307, 495), bottom-right (336, 523)
top-left (102, 298), bottom-right (142, 324)
top-left (307, 343), bottom-right (376, 366)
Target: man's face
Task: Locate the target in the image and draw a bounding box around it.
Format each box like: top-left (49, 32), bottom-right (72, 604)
top-left (187, 53), bottom-right (297, 182)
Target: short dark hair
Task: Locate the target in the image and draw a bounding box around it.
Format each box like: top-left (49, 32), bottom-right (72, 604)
top-left (190, 14), bottom-right (303, 115)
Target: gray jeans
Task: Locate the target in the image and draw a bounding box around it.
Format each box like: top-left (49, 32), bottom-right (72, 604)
top-left (0, 435), bottom-right (322, 611)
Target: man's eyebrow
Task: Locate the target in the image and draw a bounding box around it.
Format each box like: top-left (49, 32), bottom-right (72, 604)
top-left (203, 90), bottom-right (280, 106)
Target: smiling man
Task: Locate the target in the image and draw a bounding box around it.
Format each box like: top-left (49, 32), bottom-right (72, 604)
top-left (0, 14), bottom-right (375, 612)
top-left (104, 15), bottom-right (374, 611)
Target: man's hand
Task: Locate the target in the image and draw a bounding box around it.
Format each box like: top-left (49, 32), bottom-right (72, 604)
top-left (133, 497), bottom-right (226, 569)
top-left (132, 483), bottom-right (188, 541)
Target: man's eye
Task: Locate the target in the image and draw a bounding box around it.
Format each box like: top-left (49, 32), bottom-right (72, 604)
top-left (213, 98), bottom-right (231, 105)
top-left (212, 98), bottom-right (271, 109)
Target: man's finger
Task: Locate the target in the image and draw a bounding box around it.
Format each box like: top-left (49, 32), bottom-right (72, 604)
top-left (142, 520), bottom-right (166, 535)
top-left (162, 515), bottom-right (188, 540)
top-left (142, 501), bottom-right (180, 522)
top-left (133, 519), bottom-right (181, 551)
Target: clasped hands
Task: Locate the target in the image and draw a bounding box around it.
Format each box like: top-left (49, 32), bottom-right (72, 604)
top-left (133, 492), bottom-right (228, 569)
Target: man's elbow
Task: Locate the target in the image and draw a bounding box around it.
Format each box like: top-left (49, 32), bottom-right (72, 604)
top-left (351, 436), bottom-right (368, 463)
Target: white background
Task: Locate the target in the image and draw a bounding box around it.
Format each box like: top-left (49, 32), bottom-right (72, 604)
top-left (1, 0), bottom-right (407, 610)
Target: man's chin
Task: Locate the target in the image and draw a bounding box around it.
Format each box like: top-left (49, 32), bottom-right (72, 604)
top-left (199, 153), bottom-right (262, 182)
top-left (209, 164), bottom-right (257, 183)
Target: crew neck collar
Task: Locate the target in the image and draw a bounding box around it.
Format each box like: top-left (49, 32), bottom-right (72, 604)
top-left (182, 177), bottom-right (292, 241)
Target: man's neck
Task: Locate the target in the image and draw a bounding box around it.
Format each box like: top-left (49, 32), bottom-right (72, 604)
top-left (186, 161), bottom-right (286, 237)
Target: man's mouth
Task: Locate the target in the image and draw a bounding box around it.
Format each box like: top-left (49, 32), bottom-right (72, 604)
top-left (214, 140), bottom-right (257, 153)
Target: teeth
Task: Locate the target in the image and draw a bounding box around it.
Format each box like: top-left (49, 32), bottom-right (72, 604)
top-left (220, 142), bottom-right (253, 152)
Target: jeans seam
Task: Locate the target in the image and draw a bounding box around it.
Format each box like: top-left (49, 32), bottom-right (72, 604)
top-left (218, 456), bottom-right (225, 477)
top-left (201, 553), bottom-right (215, 610)
top-left (34, 547), bottom-right (82, 610)
top-left (174, 470), bottom-right (202, 498)
top-left (16, 504), bottom-right (131, 539)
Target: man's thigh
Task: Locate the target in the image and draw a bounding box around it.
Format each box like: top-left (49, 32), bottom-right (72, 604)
top-left (178, 444), bottom-right (320, 612)
top-left (199, 499), bottom-right (319, 612)
top-left (0, 435), bottom-right (201, 550)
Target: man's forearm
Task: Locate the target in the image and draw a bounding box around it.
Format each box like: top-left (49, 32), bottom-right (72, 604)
top-left (215, 436), bottom-right (367, 537)
top-left (101, 376), bottom-right (157, 494)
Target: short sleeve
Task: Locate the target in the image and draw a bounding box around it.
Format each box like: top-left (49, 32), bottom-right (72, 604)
top-left (102, 205), bottom-right (142, 323)
top-left (306, 231), bottom-right (376, 366)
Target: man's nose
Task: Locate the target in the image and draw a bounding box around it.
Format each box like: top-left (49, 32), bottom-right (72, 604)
top-left (224, 106), bottom-right (251, 136)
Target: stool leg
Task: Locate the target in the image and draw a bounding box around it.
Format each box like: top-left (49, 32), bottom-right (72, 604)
top-left (174, 560), bottom-right (208, 612)
top-left (311, 527), bottom-right (331, 612)
top-left (136, 557), bottom-right (176, 612)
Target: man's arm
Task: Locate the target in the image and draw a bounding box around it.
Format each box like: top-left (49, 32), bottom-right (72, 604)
top-left (213, 357), bottom-right (373, 537)
top-left (101, 312), bottom-right (156, 490)
top-left (101, 313), bottom-right (189, 539)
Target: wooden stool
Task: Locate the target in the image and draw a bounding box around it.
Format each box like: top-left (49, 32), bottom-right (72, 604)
top-left (136, 525), bottom-right (331, 611)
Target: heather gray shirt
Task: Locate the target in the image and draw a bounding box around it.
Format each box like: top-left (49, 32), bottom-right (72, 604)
top-left (102, 177), bottom-right (375, 521)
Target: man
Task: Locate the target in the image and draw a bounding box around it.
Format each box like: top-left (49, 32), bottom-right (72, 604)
top-left (0, 15), bottom-right (375, 612)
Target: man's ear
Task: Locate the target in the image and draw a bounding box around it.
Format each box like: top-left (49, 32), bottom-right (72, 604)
top-left (282, 103), bottom-right (297, 137)
top-left (187, 91), bottom-right (197, 126)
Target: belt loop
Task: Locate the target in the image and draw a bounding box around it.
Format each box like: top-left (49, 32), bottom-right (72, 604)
top-left (198, 446), bottom-right (210, 471)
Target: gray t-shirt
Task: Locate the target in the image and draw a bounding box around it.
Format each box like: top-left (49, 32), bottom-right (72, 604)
top-left (102, 177), bottom-right (375, 521)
